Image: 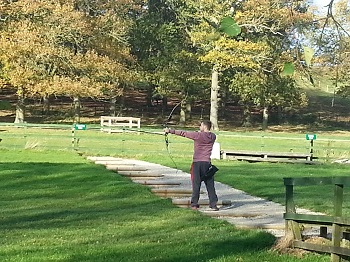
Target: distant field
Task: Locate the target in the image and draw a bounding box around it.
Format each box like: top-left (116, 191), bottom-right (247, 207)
top-left (1, 123), bottom-right (350, 161)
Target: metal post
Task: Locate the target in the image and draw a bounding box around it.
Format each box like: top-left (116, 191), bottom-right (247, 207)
top-left (310, 139), bottom-right (314, 160)
top-left (71, 127), bottom-right (75, 148)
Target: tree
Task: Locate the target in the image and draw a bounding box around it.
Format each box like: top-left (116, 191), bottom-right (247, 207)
top-left (230, 72), bottom-right (308, 127)
top-left (165, 0), bottom-right (241, 130)
top-left (129, 0), bottom-right (208, 124)
top-left (0, 0), bottom-right (136, 122)
top-left (165, 0), bottom-right (313, 129)
top-left (313, 0), bottom-right (350, 100)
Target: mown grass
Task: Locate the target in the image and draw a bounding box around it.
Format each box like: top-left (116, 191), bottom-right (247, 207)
top-left (1, 126), bottom-right (350, 261)
top-left (1, 125), bottom-right (350, 216)
top-left (2, 124), bottom-right (350, 160)
top-left (0, 150), bottom-right (330, 262)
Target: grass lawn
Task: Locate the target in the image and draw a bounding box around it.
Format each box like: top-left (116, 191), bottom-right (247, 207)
top-left (214, 160), bottom-right (350, 216)
top-left (0, 149), bottom-right (329, 262)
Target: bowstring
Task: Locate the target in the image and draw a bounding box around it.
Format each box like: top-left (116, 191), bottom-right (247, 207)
top-left (163, 92), bottom-right (188, 172)
top-left (164, 132), bottom-right (178, 172)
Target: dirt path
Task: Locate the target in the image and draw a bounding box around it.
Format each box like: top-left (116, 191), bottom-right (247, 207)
top-left (87, 156), bottom-right (322, 237)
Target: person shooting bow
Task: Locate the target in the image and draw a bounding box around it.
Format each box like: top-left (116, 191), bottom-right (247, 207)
top-left (164, 120), bottom-right (219, 211)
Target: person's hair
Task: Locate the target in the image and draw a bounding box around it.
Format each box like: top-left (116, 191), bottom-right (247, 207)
top-left (201, 120), bottom-right (212, 130)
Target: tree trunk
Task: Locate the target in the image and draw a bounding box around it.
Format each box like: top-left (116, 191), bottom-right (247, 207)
top-left (162, 96), bottom-right (168, 111)
top-left (277, 106), bottom-right (282, 124)
top-left (110, 96), bottom-right (117, 116)
top-left (186, 101), bottom-right (192, 120)
top-left (43, 95), bottom-right (50, 115)
top-left (146, 85), bottom-right (154, 108)
top-left (180, 100), bottom-right (186, 126)
top-left (242, 105), bottom-right (252, 127)
top-left (73, 96), bottom-right (80, 123)
top-left (210, 67), bottom-right (219, 130)
top-left (262, 106), bottom-right (269, 130)
top-left (14, 90), bottom-right (25, 123)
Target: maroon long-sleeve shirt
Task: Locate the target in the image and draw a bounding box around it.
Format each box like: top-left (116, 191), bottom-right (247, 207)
top-left (169, 129), bottom-right (216, 162)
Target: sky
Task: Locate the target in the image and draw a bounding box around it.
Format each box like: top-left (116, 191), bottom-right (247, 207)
top-left (312, 0), bottom-right (330, 7)
top-left (310, 0), bottom-right (343, 14)
top-left (310, 0), bottom-right (331, 13)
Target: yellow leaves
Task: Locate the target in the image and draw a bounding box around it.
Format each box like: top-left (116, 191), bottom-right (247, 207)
top-left (32, 76), bottom-right (103, 97)
top-left (234, 11), bottom-right (244, 21)
top-left (234, 0), bottom-right (313, 31)
top-left (201, 50), bottom-right (257, 70)
top-left (216, 38), bottom-right (269, 52)
top-left (0, 0), bottom-right (132, 99)
top-left (190, 30), bottom-right (218, 47)
top-left (6, 65), bottom-right (35, 88)
top-left (199, 37), bottom-right (270, 70)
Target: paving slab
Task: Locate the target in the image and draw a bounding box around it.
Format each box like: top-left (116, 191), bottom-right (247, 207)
top-left (87, 156), bottom-right (322, 237)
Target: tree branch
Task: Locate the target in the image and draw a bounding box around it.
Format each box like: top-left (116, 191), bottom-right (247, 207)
top-left (320, 0), bottom-right (350, 40)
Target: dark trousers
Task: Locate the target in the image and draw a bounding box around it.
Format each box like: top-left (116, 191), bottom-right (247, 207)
top-left (190, 161), bottom-right (218, 208)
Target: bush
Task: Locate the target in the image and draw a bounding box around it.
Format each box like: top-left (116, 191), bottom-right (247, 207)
top-left (0, 100), bottom-right (12, 110)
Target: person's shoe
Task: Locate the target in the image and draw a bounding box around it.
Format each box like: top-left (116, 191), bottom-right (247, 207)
top-left (209, 206), bottom-right (219, 211)
top-left (191, 206), bottom-right (198, 210)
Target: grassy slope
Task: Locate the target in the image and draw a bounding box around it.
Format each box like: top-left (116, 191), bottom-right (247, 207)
top-left (297, 70), bottom-right (350, 131)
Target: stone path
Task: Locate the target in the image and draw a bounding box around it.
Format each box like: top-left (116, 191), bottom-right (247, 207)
top-left (87, 156), bottom-right (321, 237)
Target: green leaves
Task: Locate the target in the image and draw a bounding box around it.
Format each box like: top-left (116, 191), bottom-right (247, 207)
top-left (219, 17), bottom-right (241, 37)
top-left (282, 62), bottom-right (295, 76)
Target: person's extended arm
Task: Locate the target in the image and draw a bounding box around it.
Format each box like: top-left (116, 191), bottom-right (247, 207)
top-left (164, 128), bottom-right (199, 140)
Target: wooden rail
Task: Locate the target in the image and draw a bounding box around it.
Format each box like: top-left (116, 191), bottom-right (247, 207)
top-left (221, 150), bottom-right (317, 164)
top-left (284, 176), bottom-right (350, 261)
top-left (100, 116), bottom-right (140, 133)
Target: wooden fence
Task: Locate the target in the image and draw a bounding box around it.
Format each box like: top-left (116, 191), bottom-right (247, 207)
top-left (284, 177), bottom-right (350, 261)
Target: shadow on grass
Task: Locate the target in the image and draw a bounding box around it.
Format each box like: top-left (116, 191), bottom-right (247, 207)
top-left (64, 230), bottom-right (276, 262)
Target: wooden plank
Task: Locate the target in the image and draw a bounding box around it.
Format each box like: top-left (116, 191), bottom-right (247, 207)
top-left (221, 150), bottom-right (315, 159)
top-left (221, 150), bottom-right (265, 157)
top-left (172, 199), bottom-right (232, 207)
top-left (118, 171), bottom-right (163, 177)
top-left (138, 181), bottom-right (181, 186)
top-left (151, 188), bottom-right (197, 194)
top-left (105, 165), bottom-right (148, 171)
top-left (293, 241), bottom-right (350, 257)
top-left (232, 156), bottom-right (317, 164)
top-left (285, 213), bottom-right (350, 227)
top-left (284, 213), bottom-right (334, 225)
top-left (284, 177), bottom-right (350, 187)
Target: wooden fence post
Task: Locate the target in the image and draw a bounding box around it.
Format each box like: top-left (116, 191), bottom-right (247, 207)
top-left (331, 183), bottom-right (344, 262)
top-left (285, 181), bottom-right (302, 240)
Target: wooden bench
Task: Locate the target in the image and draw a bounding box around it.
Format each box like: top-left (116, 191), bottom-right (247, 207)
top-left (221, 150), bottom-right (317, 164)
top-left (100, 116), bottom-right (140, 133)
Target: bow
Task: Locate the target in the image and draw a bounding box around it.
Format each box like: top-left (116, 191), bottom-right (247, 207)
top-left (163, 100), bottom-right (181, 171)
